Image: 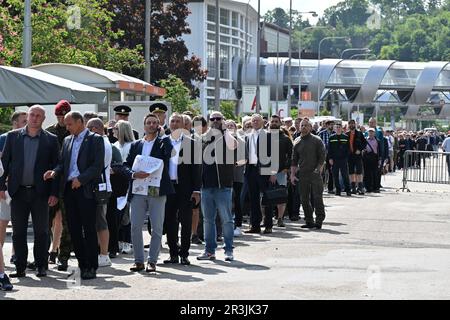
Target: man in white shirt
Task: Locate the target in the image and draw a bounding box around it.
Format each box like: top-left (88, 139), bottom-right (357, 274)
top-left (163, 113), bottom-right (201, 266)
top-left (86, 118), bottom-right (113, 268)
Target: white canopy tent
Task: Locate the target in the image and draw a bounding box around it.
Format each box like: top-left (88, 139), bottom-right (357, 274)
top-left (0, 65), bottom-right (106, 106)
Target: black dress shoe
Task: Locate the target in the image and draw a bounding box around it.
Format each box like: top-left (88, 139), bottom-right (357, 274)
top-left (244, 228), bottom-right (261, 234)
top-left (163, 256), bottom-right (179, 264)
top-left (9, 271), bottom-right (26, 278)
top-left (301, 224), bottom-right (317, 229)
top-left (315, 223), bottom-right (322, 230)
top-left (263, 227), bottom-right (272, 234)
top-left (346, 192), bottom-right (352, 196)
top-left (57, 260), bottom-right (68, 271)
top-left (81, 269), bottom-right (96, 280)
top-left (130, 263), bottom-right (145, 272)
top-left (289, 216), bottom-right (299, 221)
top-left (109, 252), bottom-right (118, 259)
top-left (27, 261), bottom-right (36, 270)
top-left (37, 267), bottom-right (47, 277)
top-left (48, 252), bottom-right (58, 264)
top-left (146, 262), bottom-right (156, 272)
top-left (180, 257), bottom-right (191, 265)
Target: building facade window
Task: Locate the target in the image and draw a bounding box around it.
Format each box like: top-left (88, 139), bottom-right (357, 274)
top-left (207, 5), bottom-right (215, 22)
top-left (220, 8), bottom-right (229, 25)
top-left (220, 45), bottom-right (230, 79)
top-left (232, 12), bottom-right (238, 28)
top-left (207, 42), bottom-right (216, 78)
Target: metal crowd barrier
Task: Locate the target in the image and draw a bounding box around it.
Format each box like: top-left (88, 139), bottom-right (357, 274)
top-left (401, 150), bottom-right (450, 192)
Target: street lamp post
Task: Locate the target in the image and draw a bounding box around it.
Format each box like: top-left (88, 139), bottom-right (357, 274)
top-left (22, 0), bottom-right (32, 67)
top-left (214, 0), bottom-right (220, 111)
top-left (317, 36), bottom-right (349, 115)
top-left (244, 0), bottom-right (251, 87)
top-left (255, 0), bottom-right (261, 113)
top-left (297, 24), bottom-right (328, 109)
top-left (340, 47), bottom-right (369, 59)
top-left (145, 0), bottom-right (151, 85)
top-left (287, 0), bottom-right (293, 111)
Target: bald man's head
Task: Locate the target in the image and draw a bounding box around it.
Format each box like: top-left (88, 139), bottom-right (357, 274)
top-left (27, 105), bottom-right (46, 130)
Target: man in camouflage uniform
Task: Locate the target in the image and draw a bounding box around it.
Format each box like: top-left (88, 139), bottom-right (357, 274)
top-left (45, 100), bottom-right (72, 271)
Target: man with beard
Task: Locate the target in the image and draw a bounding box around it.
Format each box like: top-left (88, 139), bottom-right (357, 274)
top-left (290, 119), bottom-right (326, 230)
top-left (265, 115), bottom-right (292, 231)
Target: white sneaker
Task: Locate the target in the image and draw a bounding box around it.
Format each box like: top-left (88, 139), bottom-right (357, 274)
top-left (122, 243), bottom-right (133, 254)
top-left (224, 252), bottom-right (234, 262)
top-left (98, 254), bottom-right (112, 267)
top-left (233, 227), bottom-right (243, 237)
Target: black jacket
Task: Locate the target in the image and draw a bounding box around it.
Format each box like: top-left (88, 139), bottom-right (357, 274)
top-left (328, 133), bottom-right (350, 160)
top-left (124, 136), bottom-right (175, 197)
top-left (0, 128), bottom-right (59, 198)
top-left (275, 130), bottom-right (293, 172)
top-left (202, 129), bottom-right (238, 188)
top-left (173, 134), bottom-right (202, 197)
top-left (53, 130), bottom-right (105, 199)
top-left (346, 129), bottom-right (367, 154)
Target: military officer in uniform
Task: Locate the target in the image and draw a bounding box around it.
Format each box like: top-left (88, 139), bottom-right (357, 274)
top-left (45, 100), bottom-right (72, 271)
top-left (149, 103), bottom-right (171, 136)
top-left (114, 105), bottom-right (139, 140)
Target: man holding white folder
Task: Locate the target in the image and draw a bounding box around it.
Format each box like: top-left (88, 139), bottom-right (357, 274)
top-left (123, 113), bottom-right (174, 273)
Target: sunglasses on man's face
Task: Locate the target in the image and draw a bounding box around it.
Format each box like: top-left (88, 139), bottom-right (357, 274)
top-left (210, 117), bottom-right (223, 122)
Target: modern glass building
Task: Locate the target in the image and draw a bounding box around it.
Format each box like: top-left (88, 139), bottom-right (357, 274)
top-left (180, 0), bottom-right (258, 115)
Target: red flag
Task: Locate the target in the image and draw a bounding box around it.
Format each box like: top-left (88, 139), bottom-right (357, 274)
top-left (251, 95), bottom-right (256, 111)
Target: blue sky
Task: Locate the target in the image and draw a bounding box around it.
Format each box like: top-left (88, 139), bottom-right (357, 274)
top-left (235, 0), bottom-right (342, 24)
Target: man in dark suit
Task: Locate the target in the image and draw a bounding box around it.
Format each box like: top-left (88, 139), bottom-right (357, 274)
top-left (163, 113), bottom-right (201, 266)
top-left (44, 111), bottom-right (105, 280)
top-left (0, 105), bottom-right (59, 278)
top-left (123, 113), bottom-right (174, 273)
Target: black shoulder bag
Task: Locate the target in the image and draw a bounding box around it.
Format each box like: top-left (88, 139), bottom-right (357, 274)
top-left (94, 167), bottom-right (112, 205)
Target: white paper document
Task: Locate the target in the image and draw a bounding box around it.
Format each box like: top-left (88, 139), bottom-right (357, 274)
top-left (116, 195), bottom-right (128, 211)
top-left (131, 155), bottom-right (164, 195)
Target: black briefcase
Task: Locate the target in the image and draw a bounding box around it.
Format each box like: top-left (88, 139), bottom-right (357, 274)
top-left (262, 184), bottom-right (288, 206)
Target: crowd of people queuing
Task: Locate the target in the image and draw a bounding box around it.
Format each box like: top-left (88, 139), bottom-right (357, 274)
top-left (0, 100), bottom-right (449, 291)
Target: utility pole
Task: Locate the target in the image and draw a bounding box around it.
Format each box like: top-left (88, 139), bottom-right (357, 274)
top-left (287, 0), bottom-right (292, 110)
top-left (22, 0), bottom-right (32, 67)
top-left (276, 27), bottom-right (279, 112)
top-left (255, 0), bottom-right (261, 113)
top-left (214, 0), bottom-right (220, 111)
top-left (145, 0), bottom-right (151, 84)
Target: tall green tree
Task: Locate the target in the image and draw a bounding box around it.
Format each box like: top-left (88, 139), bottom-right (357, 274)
top-left (263, 7), bottom-right (311, 31)
top-left (320, 0), bottom-right (371, 28)
top-left (158, 74), bottom-right (199, 115)
top-left (106, 0), bottom-right (207, 97)
top-left (0, 0), bottom-right (144, 73)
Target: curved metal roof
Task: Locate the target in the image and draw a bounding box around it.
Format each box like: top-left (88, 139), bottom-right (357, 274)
top-left (0, 66), bottom-right (106, 106)
top-left (233, 57), bottom-right (450, 107)
top-left (30, 63), bottom-right (166, 96)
